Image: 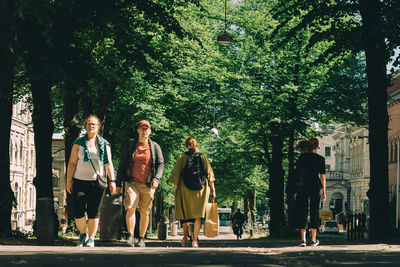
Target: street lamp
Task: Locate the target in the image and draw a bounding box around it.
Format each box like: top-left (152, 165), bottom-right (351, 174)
top-left (217, 0), bottom-right (232, 44)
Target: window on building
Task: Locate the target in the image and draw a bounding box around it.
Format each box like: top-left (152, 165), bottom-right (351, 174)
top-left (17, 102), bottom-right (21, 119)
top-left (52, 176), bottom-right (59, 187)
top-left (29, 188), bottom-right (32, 209)
top-left (14, 183), bottom-right (19, 210)
top-left (390, 143), bottom-right (394, 163)
top-left (18, 186), bottom-right (22, 209)
top-left (20, 140), bottom-right (23, 163)
top-left (396, 143), bottom-right (398, 163)
top-left (9, 142), bottom-right (12, 163)
top-left (52, 169), bottom-right (59, 187)
top-left (326, 164), bottom-right (331, 171)
top-left (325, 146), bottom-right (331, 157)
top-left (31, 187), bottom-right (35, 209)
top-left (14, 144), bottom-right (18, 165)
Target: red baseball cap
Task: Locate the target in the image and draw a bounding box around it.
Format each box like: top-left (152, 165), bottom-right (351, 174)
top-left (137, 120), bottom-right (151, 129)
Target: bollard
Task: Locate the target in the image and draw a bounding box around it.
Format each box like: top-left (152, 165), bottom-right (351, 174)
top-left (170, 221), bottom-right (178, 236)
top-left (157, 221), bottom-right (168, 240)
top-left (100, 193), bottom-right (122, 241)
top-left (36, 198), bottom-right (55, 245)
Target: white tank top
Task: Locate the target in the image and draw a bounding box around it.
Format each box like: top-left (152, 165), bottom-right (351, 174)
top-left (73, 145), bottom-right (105, 181)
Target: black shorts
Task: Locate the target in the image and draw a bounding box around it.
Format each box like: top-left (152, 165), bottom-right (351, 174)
top-left (72, 178), bottom-right (104, 219)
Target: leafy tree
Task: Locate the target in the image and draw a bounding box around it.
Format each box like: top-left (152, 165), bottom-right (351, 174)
top-left (203, 0), bottom-right (368, 236)
top-left (0, 0), bottom-right (374, 239)
top-left (15, 0), bottom-right (57, 244)
top-left (271, 0), bottom-right (400, 239)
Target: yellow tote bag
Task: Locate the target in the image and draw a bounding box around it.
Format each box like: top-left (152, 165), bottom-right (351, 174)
top-left (204, 201), bottom-right (219, 237)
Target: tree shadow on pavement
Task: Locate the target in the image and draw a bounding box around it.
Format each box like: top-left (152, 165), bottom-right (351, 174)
top-left (1, 247), bottom-right (400, 266)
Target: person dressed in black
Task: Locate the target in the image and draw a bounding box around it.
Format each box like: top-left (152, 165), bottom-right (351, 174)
top-left (293, 138), bottom-right (326, 247)
top-left (232, 209), bottom-right (245, 239)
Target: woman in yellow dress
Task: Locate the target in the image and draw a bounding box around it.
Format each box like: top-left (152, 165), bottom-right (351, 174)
top-left (171, 137), bottom-right (216, 248)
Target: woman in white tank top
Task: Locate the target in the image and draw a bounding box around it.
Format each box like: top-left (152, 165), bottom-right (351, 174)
top-left (66, 115), bottom-right (116, 247)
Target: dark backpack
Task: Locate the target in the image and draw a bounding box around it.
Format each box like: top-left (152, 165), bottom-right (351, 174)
top-left (292, 164), bottom-right (310, 193)
top-left (182, 152), bottom-right (207, 190)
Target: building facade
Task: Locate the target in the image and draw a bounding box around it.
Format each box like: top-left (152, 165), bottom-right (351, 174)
top-left (10, 99), bottom-right (36, 231)
top-left (388, 71), bottom-right (400, 223)
top-left (10, 99), bottom-right (66, 232)
top-left (316, 124), bottom-right (370, 224)
top-left (52, 133), bottom-right (66, 222)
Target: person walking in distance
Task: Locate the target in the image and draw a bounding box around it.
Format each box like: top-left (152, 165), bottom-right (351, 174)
top-left (292, 138), bottom-right (326, 247)
top-left (170, 137), bottom-right (216, 248)
top-left (66, 115), bottom-right (116, 247)
top-left (116, 120), bottom-right (164, 247)
top-left (232, 209), bottom-right (245, 239)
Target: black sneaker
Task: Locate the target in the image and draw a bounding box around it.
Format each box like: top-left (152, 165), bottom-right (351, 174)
top-left (299, 240), bottom-right (306, 247)
top-left (126, 234), bottom-right (135, 247)
top-left (137, 237), bottom-right (145, 247)
top-left (311, 240), bottom-right (319, 247)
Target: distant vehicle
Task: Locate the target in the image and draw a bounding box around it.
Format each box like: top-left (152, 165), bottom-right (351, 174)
top-left (218, 207), bottom-right (232, 226)
top-left (320, 220), bottom-right (340, 234)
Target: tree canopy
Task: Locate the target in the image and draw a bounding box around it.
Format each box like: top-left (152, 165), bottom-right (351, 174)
top-left (2, 0), bottom-right (392, 239)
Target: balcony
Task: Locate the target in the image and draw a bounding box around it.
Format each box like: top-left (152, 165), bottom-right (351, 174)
top-left (327, 170), bottom-right (348, 180)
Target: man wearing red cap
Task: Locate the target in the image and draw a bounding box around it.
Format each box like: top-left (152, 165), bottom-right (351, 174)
top-left (116, 120), bottom-right (164, 247)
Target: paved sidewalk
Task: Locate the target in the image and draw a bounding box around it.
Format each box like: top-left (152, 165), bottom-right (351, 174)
top-left (1, 227), bottom-right (400, 266)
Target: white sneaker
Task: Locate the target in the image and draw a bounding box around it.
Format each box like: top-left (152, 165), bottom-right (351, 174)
top-left (86, 238), bottom-right (95, 247)
top-left (311, 240), bottom-right (319, 247)
top-left (299, 240), bottom-right (306, 247)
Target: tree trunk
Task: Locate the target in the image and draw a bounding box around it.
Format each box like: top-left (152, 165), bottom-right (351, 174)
top-left (359, 0), bottom-right (391, 239)
top-left (248, 189), bottom-right (256, 223)
top-left (31, 81), bottom-right (54, 199)
top-left (62, 83), bottom-right (82, 225)
top-left (268, 123), bottom-right (285, 237)
top-left (287, 56), bottom-right (300, 231)
top-left (0, 0), bottom-right (15, 237)
top-left (31, 80), bottom-right (55, 244)
top-left (243, 192), bottom-right (249, 223)
top-left (286, 128), bottom-right (297, 230)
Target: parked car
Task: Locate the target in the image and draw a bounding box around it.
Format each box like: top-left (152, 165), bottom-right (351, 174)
top-left (320, 220), bottom-right (340, 234)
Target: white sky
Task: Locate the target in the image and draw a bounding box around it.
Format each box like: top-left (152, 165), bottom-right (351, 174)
top-left (387, 47), bottom-right (400, 74)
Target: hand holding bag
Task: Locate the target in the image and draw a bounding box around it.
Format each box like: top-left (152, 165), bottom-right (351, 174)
top-left (89, 159), bottom-right (108, 190)
top-left (204, 200), bottom-right (219, 237)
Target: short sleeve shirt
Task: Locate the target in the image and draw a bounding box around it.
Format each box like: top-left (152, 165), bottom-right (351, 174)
top-left (295, 152), bottom-right (326, 188)
top-left (130, 142), bottom-right (152, 184)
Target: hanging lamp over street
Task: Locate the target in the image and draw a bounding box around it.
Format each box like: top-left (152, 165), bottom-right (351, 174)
top-left (217, 0), bottom-right (232, 44)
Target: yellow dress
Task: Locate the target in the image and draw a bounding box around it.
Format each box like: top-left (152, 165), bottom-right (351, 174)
top-left (170, 153), bottom-right (215, 220)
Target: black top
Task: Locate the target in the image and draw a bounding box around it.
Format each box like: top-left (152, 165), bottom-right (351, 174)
top-left (295, 152), bottom-right (326, 189)
top-left (232, 211), bottom-right (245, 224)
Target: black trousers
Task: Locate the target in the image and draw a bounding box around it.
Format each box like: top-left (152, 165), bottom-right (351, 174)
top-left (295, 188), bottom-right (321, 229)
